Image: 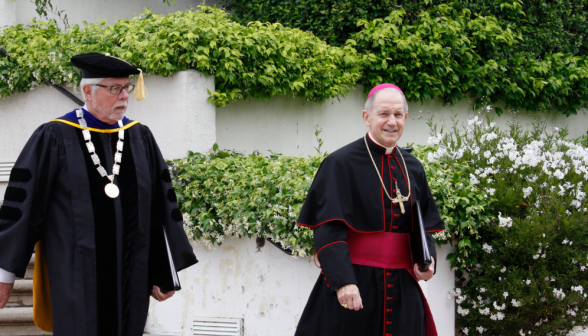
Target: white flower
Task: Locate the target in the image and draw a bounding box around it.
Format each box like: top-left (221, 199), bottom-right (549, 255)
top-left (476, 326), bottom-right (485, 334)
top-left (486, 188), bottom-right (496, 196)
top-left (553, 288), bottom-right (566, 300)
top-left (479, 307), bottom-right (490, 315)
top-left (462, 327), bottom-right (469, 335)
top-left (483, 151), bottom-right (492, 158)
top-left (572, 285), bottom-right (583, 294)
top-left (490, 312), bottom-right (505, 320)
top-left (554, 169), bottom-right (565, 179)
top-left (482, 243), bottom-right (493, 253)
top-left (525, 279), bottom-right (532, 285)
top-left (512, 299), bottom-right (522, 307)
top-left (493, 301), bottom-right (506, 310)
top-left (522, 187), bottom-right (533, 198)
top-left (480, 287), bottom-right (486, 293)
top-left (457, 305), bottom-right (470, 316)
top-left (503, 292), bottom-right (509, 298)
top-left (470, 174), bottom-right (480, 185)
top-left (498, 212), bottom-right (513, 228)
top-left (500, 267), bottom-right (506, 273)
top-left (427, 133), bottom-right (443, 145)
top-left (563, 238), bottom-right (570, 245)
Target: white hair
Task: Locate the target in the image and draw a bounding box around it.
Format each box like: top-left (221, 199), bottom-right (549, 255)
top-left (365, 87), bottom-right (409, 115)
top-left (79, 78), bottom-right (105, 102)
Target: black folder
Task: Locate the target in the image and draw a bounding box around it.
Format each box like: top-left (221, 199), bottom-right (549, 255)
top-left (148, 226), bottom-right (181, 293)
top-left (411, 200), bottom-right (432, 272)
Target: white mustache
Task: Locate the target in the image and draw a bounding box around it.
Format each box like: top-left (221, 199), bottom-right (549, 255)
top-left (114, 102), bottom-right (128, 109)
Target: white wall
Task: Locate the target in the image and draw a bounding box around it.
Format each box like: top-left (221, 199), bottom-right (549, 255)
top-left (146, 238), bottom-right (456, 336)
top-left (216, 85), bottom-right (588, 157)
top-left (13, 0), bottom-right (222, 28)
top-left (0, 70), bottom-right (215, 198)
top-left (0, 0), bottom-right (16, 28)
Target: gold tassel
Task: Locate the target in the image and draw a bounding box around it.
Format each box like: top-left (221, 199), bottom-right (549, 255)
top-left (134, 69), bottom-right (148, 101)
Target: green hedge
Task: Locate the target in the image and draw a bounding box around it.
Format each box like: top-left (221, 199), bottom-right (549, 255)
top-left (352, 5), bottom-right (588, 116)
top-left (0, 7), bottom-right (362, 106)
top-left (223, 0), bottom-right (588, 57)
top-left (171, 114), bottom-right (588, 334)
top-left (3, 5), bottom-right (587, 115)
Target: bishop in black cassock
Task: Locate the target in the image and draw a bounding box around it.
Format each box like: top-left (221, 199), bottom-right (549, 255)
top-left (295, 84), bottom-right (445, 336)
top-left (0, 53), bottom-right (198, 336)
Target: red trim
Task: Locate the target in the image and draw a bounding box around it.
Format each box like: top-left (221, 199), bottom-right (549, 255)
top-left (316, 241), bottom-right (347, 256)
top-left (383, 268), bottom-right (387, 336)
top-left (393, 152), bottom-right (414, 232)
top-left (297, 218), bottom-right (386, 233)
top-left (381, 156), bottom-right (386, 231)
top-left (426, 228), bottom-right (447, 233)
top-left (388, 157), bottom-right (393, 232)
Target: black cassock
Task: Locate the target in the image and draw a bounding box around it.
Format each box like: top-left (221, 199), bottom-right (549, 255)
top-left (295, 134), bottom-right (445, 336)
top-left (0, 111), bottom-right (198, 336)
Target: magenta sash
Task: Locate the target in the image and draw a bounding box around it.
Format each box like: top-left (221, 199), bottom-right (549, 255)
top-left (347, 229), bottom-right (438, 336)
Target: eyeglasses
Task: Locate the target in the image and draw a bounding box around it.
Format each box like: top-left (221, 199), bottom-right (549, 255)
top-left (91, 84), bottom-right (136, 95)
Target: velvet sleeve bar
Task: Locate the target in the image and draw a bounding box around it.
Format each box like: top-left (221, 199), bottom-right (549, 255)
top-left (314, 221), bottom-right (357, 292)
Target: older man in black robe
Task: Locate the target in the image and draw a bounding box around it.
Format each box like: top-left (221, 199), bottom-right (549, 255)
top-left (0, 53), bottom-right (198, 336)
top-left (295, 84), bottom-right (446, 336)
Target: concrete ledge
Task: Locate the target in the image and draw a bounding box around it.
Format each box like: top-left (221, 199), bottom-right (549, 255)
top-left (0, 307), bottom-right (34, 324)
top-left (12, 280), bottom-right (32, 294)
top-left (0, 323), bottom-right (51, 336)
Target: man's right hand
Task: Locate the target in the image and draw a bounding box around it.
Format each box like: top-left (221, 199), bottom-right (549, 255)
top-left (0, 282), bottom-right (14, 309)
top-left (336, 284), bottom-right (363, 311)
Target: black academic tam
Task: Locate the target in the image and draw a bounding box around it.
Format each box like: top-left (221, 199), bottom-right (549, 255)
top-left (0, 114), bottom-right (198, 336)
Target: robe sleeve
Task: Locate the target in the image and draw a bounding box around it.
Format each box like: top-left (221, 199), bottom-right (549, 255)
top-left (314, 221), bottom-right (357, 292)
top-left (141, 126), bottom-right (198, 273)
top-left (0, 124), bottom-right (62, 278)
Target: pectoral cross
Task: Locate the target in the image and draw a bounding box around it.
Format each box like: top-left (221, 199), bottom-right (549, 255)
top-left (392, 181), bottom-right (409, 214)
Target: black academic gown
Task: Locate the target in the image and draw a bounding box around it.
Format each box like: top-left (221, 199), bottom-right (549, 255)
top-left (0, 111), bottom-right (198, 336)
top-left (295, 134), bottom-right (445, 336)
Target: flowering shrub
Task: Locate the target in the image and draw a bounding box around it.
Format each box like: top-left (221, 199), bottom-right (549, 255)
top-left (428, 113), bottom-right (588, 335)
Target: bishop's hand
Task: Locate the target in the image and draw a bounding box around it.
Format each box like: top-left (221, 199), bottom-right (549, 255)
top-left (336, 284), bottom-right (363, 311)
top-left (151, 285), bottom-right (175, 302)
top-left (0, 282), bottom-right (14, 309)
top-left (414, 256), bottom-right (435, 281)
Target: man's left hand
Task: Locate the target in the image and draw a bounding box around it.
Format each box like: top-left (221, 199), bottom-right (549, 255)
top-left (414, 257), bottom-right (435, 281)
top-left (151, 286), bottom-right (175, 302)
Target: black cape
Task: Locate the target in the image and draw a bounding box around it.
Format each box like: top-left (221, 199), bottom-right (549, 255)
top-left (295, 134), bottom-right (445, 336)
top-left (0, 111), bottom-right (198, 336)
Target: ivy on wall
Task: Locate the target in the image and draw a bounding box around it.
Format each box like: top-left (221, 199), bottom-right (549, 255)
top-left (0, 7), bottom-right (362, 106)
top-left (1, 5), bottom-right (587, 114)
top-left (352, 5), bottom-right (588, 116)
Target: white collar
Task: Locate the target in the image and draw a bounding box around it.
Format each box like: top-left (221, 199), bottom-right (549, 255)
top-left (368, 132), bottom-right (397, 155)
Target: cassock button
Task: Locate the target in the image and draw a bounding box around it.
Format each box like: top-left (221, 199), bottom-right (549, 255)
top-left (387, 297), bottom-right (393, 300)
top-left (386, 309), bottom-right (393, 312)
top-left (324, 278), bottom-right (328, 281)
top-left (327, 284), bottom-right (330, 288)
top-left (386, 272), bottom-right (392, 276)
top-left (387, 284), bottom-right (393, 288)
top-left (386, 321), bottom-right (393, 325)
top-left (321, 272), bottom-right (324, 275)
top-left (386, 333), bottom-right (392, 336)
top-left (393, 214), bottom-right (400, 217)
